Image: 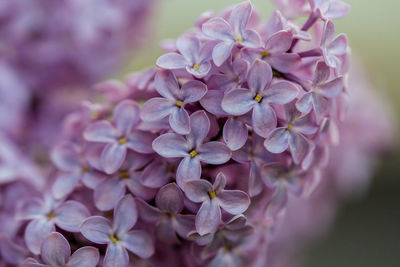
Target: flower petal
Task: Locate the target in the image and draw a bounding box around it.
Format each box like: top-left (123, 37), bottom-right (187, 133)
top-left (223, 117), bottom-right (248, 151)
top-left (156, 183), bottom-right (184, 213)
top-left (197, 142), bottom-right (231, 164)
top-left (68, 247), bottom-right (99, 267)
top-left (213, 172), bottom-right (227, 193)
top-left (261, 163), bottom-right (287, 188)
top-left (152, 133), bottom-right (189, 158)
top-left (51, 172), bottom-right (80, 199)
top-left (264, 128), bottom-right (289, 153)
top-left (169, 107), bottom-right (190, 135)
top-left (252, 103), bottom-right (276, 138)
top-left (174, 214), bottom-right (196, 239)
top-left (295, 92), bottom-right (313, 113)
top-left (140, 97), bottom-right (175, 122)
top-left (266, 53), bottom-right (301, 73)
top-left (181, 80), bottom-right (208, 103)
top-left (196, 200), bottom-right (221, 236)
top-left (264, 81), bottom-right (299, 104)
top-left (202, 17), bottom-right (233, 42)
top-left (121, 230), bottom-right (154, 259)
top-left (186, 110), bottom-right (210, 148)
top-left (229, 1), bottom-right (252, 35)
top-left (176, 157), bottom-right (201, 189)
top-left (200, 90), bottom-right (229, 116)
top-left (113, 195), bottom-right (138, 236)
top-left (94, 178), bottom-right (126, 211)
top-left (126, 130), bottom-right (155, 154)
top-left (103, 244), bottom-right (129, 267)
top-left (217, 190), bottom-right (250, 215)
top-left (212, 41), bottom-right (234, 67)
top-left (84, 121), bottom-right (117, 143)
top-left (101, 143), bottom-right (126, 174)
top-left (265, 31), bottom-right (292, 54)
top-left (54, 201), bottom-right (90, 232)
top-left (156, 53), bottom-right (187, 70)
top-left (25, 219), bottom-right (55, 255)
top-left (50, 143), bottom-right (80, 171)
top-left (313, 61), bottom-right (330, 85)
top-left (242, 29), bottom-right (261, 48)
top-left (221, 88), bottom-right (255, 116)
top-left (140, 160), bottom-right (170, 188)
top-left (248, 59), bottom-right (272, 93)
top-left (184, 179), bottom-right (212, 203)
top-left (113, 100), bottom-right (140, 135)
top-left (41, 232), bottom-right (70, 266)
top-left (154, 69), bottom-right (180, 100)
top-left (318, 76), bottom-right (343, 98)
top-left (288, 132), bottom-right (309, 164)
top-left (186, 62), bottom-right (212, 78)
top-left (176, 36), bottom-right (199, 65)
top-left (80, 216), bottom-right (112, 245)
top-left (265, 184), bottom-right (288, 218)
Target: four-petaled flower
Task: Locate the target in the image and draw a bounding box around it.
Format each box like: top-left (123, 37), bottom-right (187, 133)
top-left (264, 103), bottom-right (318, 164)
top-left (320, 20), bottom-right (348, 69)
top-left (185, 172), bottom-right (250, 235)
top-left (156, 36), bottom-right (214, 78)
top-left (222, 59), bottom-right (299, 137)
top-left (202, 1), bottom-right (261, 66)
top-left (80, 195), bottom-right (154, 267)
top-left (84, 100), bottom-right (155, 174)
top-left (296, 61), bottom-right (344, 120)
top-left (152, 110), bottom-right (231, 189)
top-left (141, 69), bottom-right (208, 135)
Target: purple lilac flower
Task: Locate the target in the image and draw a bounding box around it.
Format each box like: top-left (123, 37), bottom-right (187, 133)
top-left (80, 195), bottom-right (154, 267)
top-left (242, 31), bottom-right (301, 73)
top-left (152, 111), bottom-right (231, 188)
top-left (222, 59), bottom-right (299, 137)
top-left (18, 194), bottom-right (90, 254)
top-left (185, 172), bottom-right (250, 235)
top-left (84, 99), bottom-right (154, 174)
top-left (141, 69), bottom-right (208, 134)
top-left (264, 104), bottom-right (318, 164)
top-left (202, 1), bottom-right (261, 66)
top-left (296, 61), bottom-right (344, 120)
top-left (208, 57), bottom-right (249, 92)
top-left (22, 232), bottom-right (99, 267)
top-left (156, 36), bottom-right (214, 78)
top-left (321, 20), bottom-right (348, 69)
top-left (136, 183), bottom-right (195, 243)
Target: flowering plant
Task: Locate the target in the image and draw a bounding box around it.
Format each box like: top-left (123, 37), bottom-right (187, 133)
top-left (0, 1), bottom-right (394, 267)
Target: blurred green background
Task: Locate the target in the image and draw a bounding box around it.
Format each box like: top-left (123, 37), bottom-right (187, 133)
top-left (125, 1), bottom-right (400, 266)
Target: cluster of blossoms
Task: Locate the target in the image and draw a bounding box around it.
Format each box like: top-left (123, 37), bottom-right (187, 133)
top-left (0, 1), bottom-right (395, 267)
top-left (0, 0), bottom-right (155, 144)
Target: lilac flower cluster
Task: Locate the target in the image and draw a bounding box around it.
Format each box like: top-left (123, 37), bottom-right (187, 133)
top-left (0, 1), bottom-right (393, 267)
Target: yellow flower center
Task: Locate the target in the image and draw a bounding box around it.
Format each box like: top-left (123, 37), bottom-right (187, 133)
top-left (254, 94), bottom-right (263, 103)
top-left (120, 171), bottom-right (130, 179)
top-left (109, 234), bottom-right (118, 244)
top-left (286, 124), bottom-right (292, 130)
top-left (261, 50), bottom-right (270, 57)
top-left (46, 212), bottom-right (55, 220)
top-left (208, 190), bottom-right (217, 199)
top-left (189, 150), bottom-right (198, 158)
top-left (236, 37), bottom-right (243, 42)
top-left (193, 64), bottom-right (200, 70)
top-left (176, 100), bottom-right (183, 107)
top-left (118, 137), bottom-right (127, 144)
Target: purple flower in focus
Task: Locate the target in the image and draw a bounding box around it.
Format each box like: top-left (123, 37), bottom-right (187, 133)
top-left (152, 110), bottom-right (231, 189)
top-left (18, 195), bottom-right (90, 254)
top-left (84, 99), bottom-right (155, 174)
top-left (296, 61), bottom-right (344, 120)
top-left (185, 172), bottom-right (250, 235)
top-left (309, 0), bottom-right (350, 20)
top-left (156, 36), bottom-right (214, 78)
top-left (80, 195), bottom-right (154, 267)
top-left (264, 104), bottom-right (318, 164)
top-left (22, 232), bottom-right (99, 267)
top-left (222, 59), bottom-right (299, 137)
top-left (202, 1), bottom-right (261, 66)
top-left (136, 183), bottom-right (195, 244)
top-left (321, 20), bottom-right (348, 69)
top-left (242, 31), bottom-right (301, 73)
top-left (208, 57), bottom-right (249, 92)
top-left (141, 70), bottom-right (208, 135)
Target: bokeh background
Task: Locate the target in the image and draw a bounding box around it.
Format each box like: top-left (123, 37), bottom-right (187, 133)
top-left (122, 1), bottom-right (400, 266)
